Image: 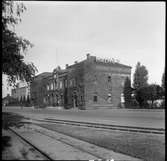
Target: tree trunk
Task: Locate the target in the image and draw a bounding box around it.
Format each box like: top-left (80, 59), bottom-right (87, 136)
top-left (151, 100), bottom-right (154, 109)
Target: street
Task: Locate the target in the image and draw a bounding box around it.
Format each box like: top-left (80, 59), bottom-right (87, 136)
top-left (2, 106), bottom-right (165, 129)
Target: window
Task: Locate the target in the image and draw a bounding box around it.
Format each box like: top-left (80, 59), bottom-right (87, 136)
top-left (51, 83), bottom-right (53, 90)
top-left (93, 95), bottom-right (98, 102)
top-left (73, 79), bottom-right (76, 87)
top-left (69, 79), bottom-right (73, 87)
top-left (81, 96), bottom-right (83, 102)
top-left (65, 80), bottom-right (67, 88)
top-left (47, 85), bottom-right (49, 91)
top-left (108, 76), bottom-right (111, 82)
top-left (60, 81), bottom-right (63, 89)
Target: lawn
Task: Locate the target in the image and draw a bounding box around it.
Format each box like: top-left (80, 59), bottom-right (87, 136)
top-left (38, 123), bottom-right (165, 161)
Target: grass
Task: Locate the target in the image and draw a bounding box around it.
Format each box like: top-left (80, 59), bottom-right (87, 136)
top-left (38, 123), bottom-right (165, 161)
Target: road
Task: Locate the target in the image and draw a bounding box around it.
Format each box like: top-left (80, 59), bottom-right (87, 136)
top-left (2, 106), bottom-right (165, 129)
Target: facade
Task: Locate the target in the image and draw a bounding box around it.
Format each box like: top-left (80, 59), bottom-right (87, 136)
top-left (30, 72), bottom-right (52, 107)
top-left (11, 81), bottom-right (31, 101)
top-left (32, 54), bottom-right (131, 109)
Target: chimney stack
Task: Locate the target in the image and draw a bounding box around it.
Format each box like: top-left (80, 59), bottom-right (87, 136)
top-left (66, 64), bottom-right (68, 68)
top-left (74, 61), bottom-right (78, 64)
top-left (86, 53), bottom-right (90, 59)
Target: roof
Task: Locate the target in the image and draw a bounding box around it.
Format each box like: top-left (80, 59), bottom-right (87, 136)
top-left (34, 72), bottom-right (52, 80)
top-left (95, 61), bottom-right (132, 68)
top-left (67, 60), bottom-right (85, 69)
top-left (67, 55), bottom-right (131, 69)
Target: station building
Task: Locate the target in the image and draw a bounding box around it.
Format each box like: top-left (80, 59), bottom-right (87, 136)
top-left (31, 54), bottom-right (131, 109)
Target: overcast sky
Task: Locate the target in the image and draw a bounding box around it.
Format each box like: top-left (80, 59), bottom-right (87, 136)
top-left (2, 1), bottom-right (165, 97)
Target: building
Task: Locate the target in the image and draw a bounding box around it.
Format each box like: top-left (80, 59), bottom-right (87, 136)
top-left (32, 54), bottom-right (131, 109)
top-left (11, 81), bottom-right (31, 101)
top-left (30, 72), bottom-right (52, 107)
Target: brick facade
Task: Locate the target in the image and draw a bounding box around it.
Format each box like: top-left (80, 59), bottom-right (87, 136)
top-left (30, 54), bottom-right (131, 109)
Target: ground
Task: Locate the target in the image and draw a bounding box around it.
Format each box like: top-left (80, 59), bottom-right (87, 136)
top-left (2, 106), bottom-right (165, 161)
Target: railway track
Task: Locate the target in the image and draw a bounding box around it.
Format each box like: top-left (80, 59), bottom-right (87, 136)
top-left (33, 118), bottom-right (165, 135)
top-left (9, 126), bottom-right (103, 160)
top-left (9, 127), bottom-right (54, 160)
top-left (9, 124), bottom-right (142, 161)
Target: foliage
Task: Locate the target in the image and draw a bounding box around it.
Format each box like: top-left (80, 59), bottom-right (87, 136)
top-left (145, 84), bottom-right (163, 108)
top-left (135, 87), bottom-right (148, 108)
top-left (135, 84), bottom-right (163, 108)
top-left (2, 0), bottom-right (38, 86)
top-left (161, 70), bottom-right (165, 94)
top-left (123, 77), bottom-right (132, 108)
top-left (133, 62), bottom-right (148, 90)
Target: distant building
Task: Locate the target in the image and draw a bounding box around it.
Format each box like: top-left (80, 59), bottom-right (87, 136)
top-left (11, 81), bottom-right (30, 101)
top-left (31, 54), bottom-right (131, 109)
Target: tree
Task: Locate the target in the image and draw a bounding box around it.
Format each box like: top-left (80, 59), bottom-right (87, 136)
top-left (136, 84), bottom-right (163, 108)
top-left (22, 96), bottom-right (26, 106)
top-left (123, 77), bottom-right (132, 108)
top-left (135, 87), bottom-right (147, 108)
top-left (2, 0), bottom-right (38, 86)
top-left (146, 84), bottom-right (163, 108)
top-left (133, 62), bottom-right (148, 90)
top-left (161, 70), bottom-right (165, 93)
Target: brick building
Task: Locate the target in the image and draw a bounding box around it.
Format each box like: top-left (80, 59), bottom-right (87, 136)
top-left (32, 54), bottom-right (131, 109)
top-left (30, 72), bottom-right (52, 107)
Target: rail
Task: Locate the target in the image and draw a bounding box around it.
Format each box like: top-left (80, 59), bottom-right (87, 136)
top-left (9, 127), bottom-right (54, 160)
top-left (33, 118), bottom-right (165, 135)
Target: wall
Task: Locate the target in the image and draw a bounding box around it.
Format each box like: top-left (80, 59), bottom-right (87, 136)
top-left (83, 56), bottom-right (131, 109)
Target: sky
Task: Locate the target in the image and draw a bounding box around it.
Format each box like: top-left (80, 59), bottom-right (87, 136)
top-left (2, 1), bottom-right (165, 97)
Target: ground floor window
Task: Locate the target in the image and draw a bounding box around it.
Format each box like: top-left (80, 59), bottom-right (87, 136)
top-left (93, 95), bottom-right (98, 102)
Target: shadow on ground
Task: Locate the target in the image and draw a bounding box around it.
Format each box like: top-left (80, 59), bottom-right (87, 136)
top-left (2, 112), bottom-right (27, 130)
top-left (2, 136), bottom-right (11, 151)
top-left (2, 112), bottom-right (28, 152)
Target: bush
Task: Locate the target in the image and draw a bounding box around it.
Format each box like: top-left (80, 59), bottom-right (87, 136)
top-left (159, 100), bottom-right (165, 109)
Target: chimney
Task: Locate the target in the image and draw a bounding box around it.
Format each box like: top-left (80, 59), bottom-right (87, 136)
top-left (66, 64), bottom-right (68, 68)
top-left (74, 61), bottom-right (78, 64)
top-left (86, 53), bottom-right (90, 59)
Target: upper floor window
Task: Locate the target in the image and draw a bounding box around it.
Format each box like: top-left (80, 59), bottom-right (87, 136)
top-left (69, 79), bottom-right (73, 87)
top-left (73, 79), bottom-right (76, 87)
top-left (65, 80), bottom-right (67, 88)
top-left (108, 76), bottom-right (111, 82)
top-left (47, 85), bottom-right (49, 91)
top-left (59, 81), bottom-right (63, 89)
top-left (51, 83), bottom-right (54, 90)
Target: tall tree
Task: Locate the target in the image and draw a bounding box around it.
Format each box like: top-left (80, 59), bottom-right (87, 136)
top-left (123, 77), bottom-right (132, 108)
top-left (2, 0), bottom-right (38, 86)
top-left (161, 70), bottom-right (165, 92)
top-left (133, 62), bottom-right (148, 90)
